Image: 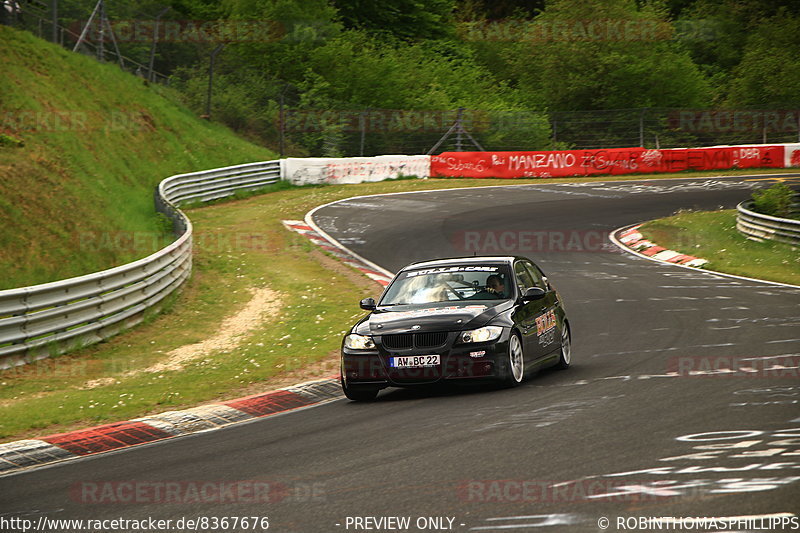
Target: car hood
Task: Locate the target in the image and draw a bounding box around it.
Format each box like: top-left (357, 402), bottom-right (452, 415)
top-left (355, 301), bottom-right (512, 335)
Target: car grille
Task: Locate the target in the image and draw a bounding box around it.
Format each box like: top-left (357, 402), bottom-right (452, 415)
top-left (382, 331), bottom-right (448, 350)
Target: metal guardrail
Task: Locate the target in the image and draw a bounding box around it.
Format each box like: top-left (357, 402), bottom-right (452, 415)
top-left (736, 196), bottom-right (800, 245)
top-left (0, 160), bottom-right (281, 369)
top-left (160, 161), bottom-right (281, 206)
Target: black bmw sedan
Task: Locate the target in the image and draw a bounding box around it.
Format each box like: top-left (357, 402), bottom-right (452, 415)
top-left (340, 256), bottom-right (571, 401)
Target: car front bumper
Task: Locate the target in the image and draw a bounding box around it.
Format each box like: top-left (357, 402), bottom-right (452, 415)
top-left (341, 330), bottom-right (512, 388)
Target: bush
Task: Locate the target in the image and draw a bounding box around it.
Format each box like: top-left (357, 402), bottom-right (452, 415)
top-left (751, 182), bottom-right (796, 219)
top-left (0, 133), bottom-right (24, 147)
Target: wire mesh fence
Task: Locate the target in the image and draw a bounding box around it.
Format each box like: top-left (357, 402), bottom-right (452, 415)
top-left (278, 106), bottom-right (553, 157)
top-left (551, 108), bottom-right (800, 149)
top-left (3, 0), bottom-right (172, 83)
top-left (278, 105), bottom-right (800, 157)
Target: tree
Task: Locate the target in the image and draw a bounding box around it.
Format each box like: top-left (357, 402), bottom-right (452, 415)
top-left (674, 0), bottom-right (800, 103)
top-left (331, 0), bottom-right (456, 41)
top-left (725, 12), bottom-right (800, 108)
top-left (475, 0), bottom-right (712, 111)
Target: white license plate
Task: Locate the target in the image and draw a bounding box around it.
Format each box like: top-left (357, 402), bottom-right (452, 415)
top-left (390, 355), bottom-right (440, 368)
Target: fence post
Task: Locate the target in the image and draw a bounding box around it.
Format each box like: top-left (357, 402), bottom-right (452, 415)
top-left (148, 7), bottom-right (170, 83)
top-left (51, 0), bottom-right (58, 43)
top-left (552, 115), bottom-right (558, 145)
top-left (278, 92), bottom-right (285, 158)
top-left (455, 107), bottom-right (464, 151)
top-left (639, 108), bottom-right (646, 147)
top-left (97, 0), bottom-right (105, 61)
top-left (205, 44), bottom-right (225, 118)
top-left (359, 109), bottom-right (367, 157)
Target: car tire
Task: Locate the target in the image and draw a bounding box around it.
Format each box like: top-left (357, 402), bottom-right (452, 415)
top-left (556, 324), bottom-right (571, 370)
top-left (342, 382), bottom-right (380, 402)
top-left (503, 332), bottom-right (525, 386)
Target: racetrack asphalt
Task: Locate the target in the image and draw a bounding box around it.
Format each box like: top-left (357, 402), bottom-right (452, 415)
top-left (2, 175), bottom-right (799, 532)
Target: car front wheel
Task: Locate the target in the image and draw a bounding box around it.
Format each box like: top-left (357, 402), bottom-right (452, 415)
top-left (503, 332), bottom-right (525, 386)
top-left (556, 324), bottom-right (571, 370)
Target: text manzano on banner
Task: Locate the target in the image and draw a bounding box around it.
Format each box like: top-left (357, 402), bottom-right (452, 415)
top-left (431, 145), bottom-right (784, 178)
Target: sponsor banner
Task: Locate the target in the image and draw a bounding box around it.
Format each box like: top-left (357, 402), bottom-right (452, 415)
top-left (284, 155), bottom-right (430, 185)
top-left (431, 145), bottom-right (785, 179)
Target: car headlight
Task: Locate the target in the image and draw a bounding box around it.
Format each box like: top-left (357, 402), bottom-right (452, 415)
top-left (459, 325), bottom-right (503, 344)
top-left (344, 334), bottom-right (376, 350)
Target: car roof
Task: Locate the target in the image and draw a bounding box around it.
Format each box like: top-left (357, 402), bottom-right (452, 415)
top-left (401, 256), bottom-right (524, 271)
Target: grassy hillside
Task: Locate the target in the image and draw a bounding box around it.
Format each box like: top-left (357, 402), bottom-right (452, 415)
top-left (0, 26), bottom-right (276, 289)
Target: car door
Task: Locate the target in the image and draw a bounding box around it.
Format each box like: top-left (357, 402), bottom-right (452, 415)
top-left (524, 261), bottom-right (560, 360)
top-left (511, 260), bottom-right (546, 363)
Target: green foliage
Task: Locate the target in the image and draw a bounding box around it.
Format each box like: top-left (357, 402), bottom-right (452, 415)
top-left (488, 0), bottom-right (712, 111)
top-left (751, 183), bottom-right (796, 219)
top-left (0, 26), bottom-right (275, 289)
top-left (155, 212), bottom-right (176, 236)
top-left (455, 0), bottom-right (544, 20)
top-left (172, 14), bottom-right (552, 152)
top-left (725, 12), bottom-right (800, 107)
top-left (0, 133), bottom-right (24, 147)
top-left (331, 0), bottom-right (457, 41)
top-left (674, 0), bottom-right (800, 103)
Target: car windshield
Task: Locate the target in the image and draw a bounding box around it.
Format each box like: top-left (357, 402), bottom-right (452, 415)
top-left (380, 264), bottom-right (513, 305)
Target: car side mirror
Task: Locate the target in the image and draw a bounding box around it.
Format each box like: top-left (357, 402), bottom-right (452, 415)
top-left (360, 297), bottom-right (376, 310)
top-left (521, 287), bottom-right (546, 302)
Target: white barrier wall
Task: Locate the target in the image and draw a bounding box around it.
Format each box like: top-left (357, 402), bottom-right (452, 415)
top-left (283, 155), bottom-right (431, 185)
top-left (784, 144), bottom-right (800, 167)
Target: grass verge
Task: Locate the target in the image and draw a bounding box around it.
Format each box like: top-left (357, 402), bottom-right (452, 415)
top-left (639, 210), bottom-right (800, 285)
top-left (0, 170), bottom-right (797, 441)
top-left (0, 26), bottom-right (276, 289)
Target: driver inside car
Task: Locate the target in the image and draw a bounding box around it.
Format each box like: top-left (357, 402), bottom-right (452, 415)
top-left (468, 274), bottom-right (506, 299)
